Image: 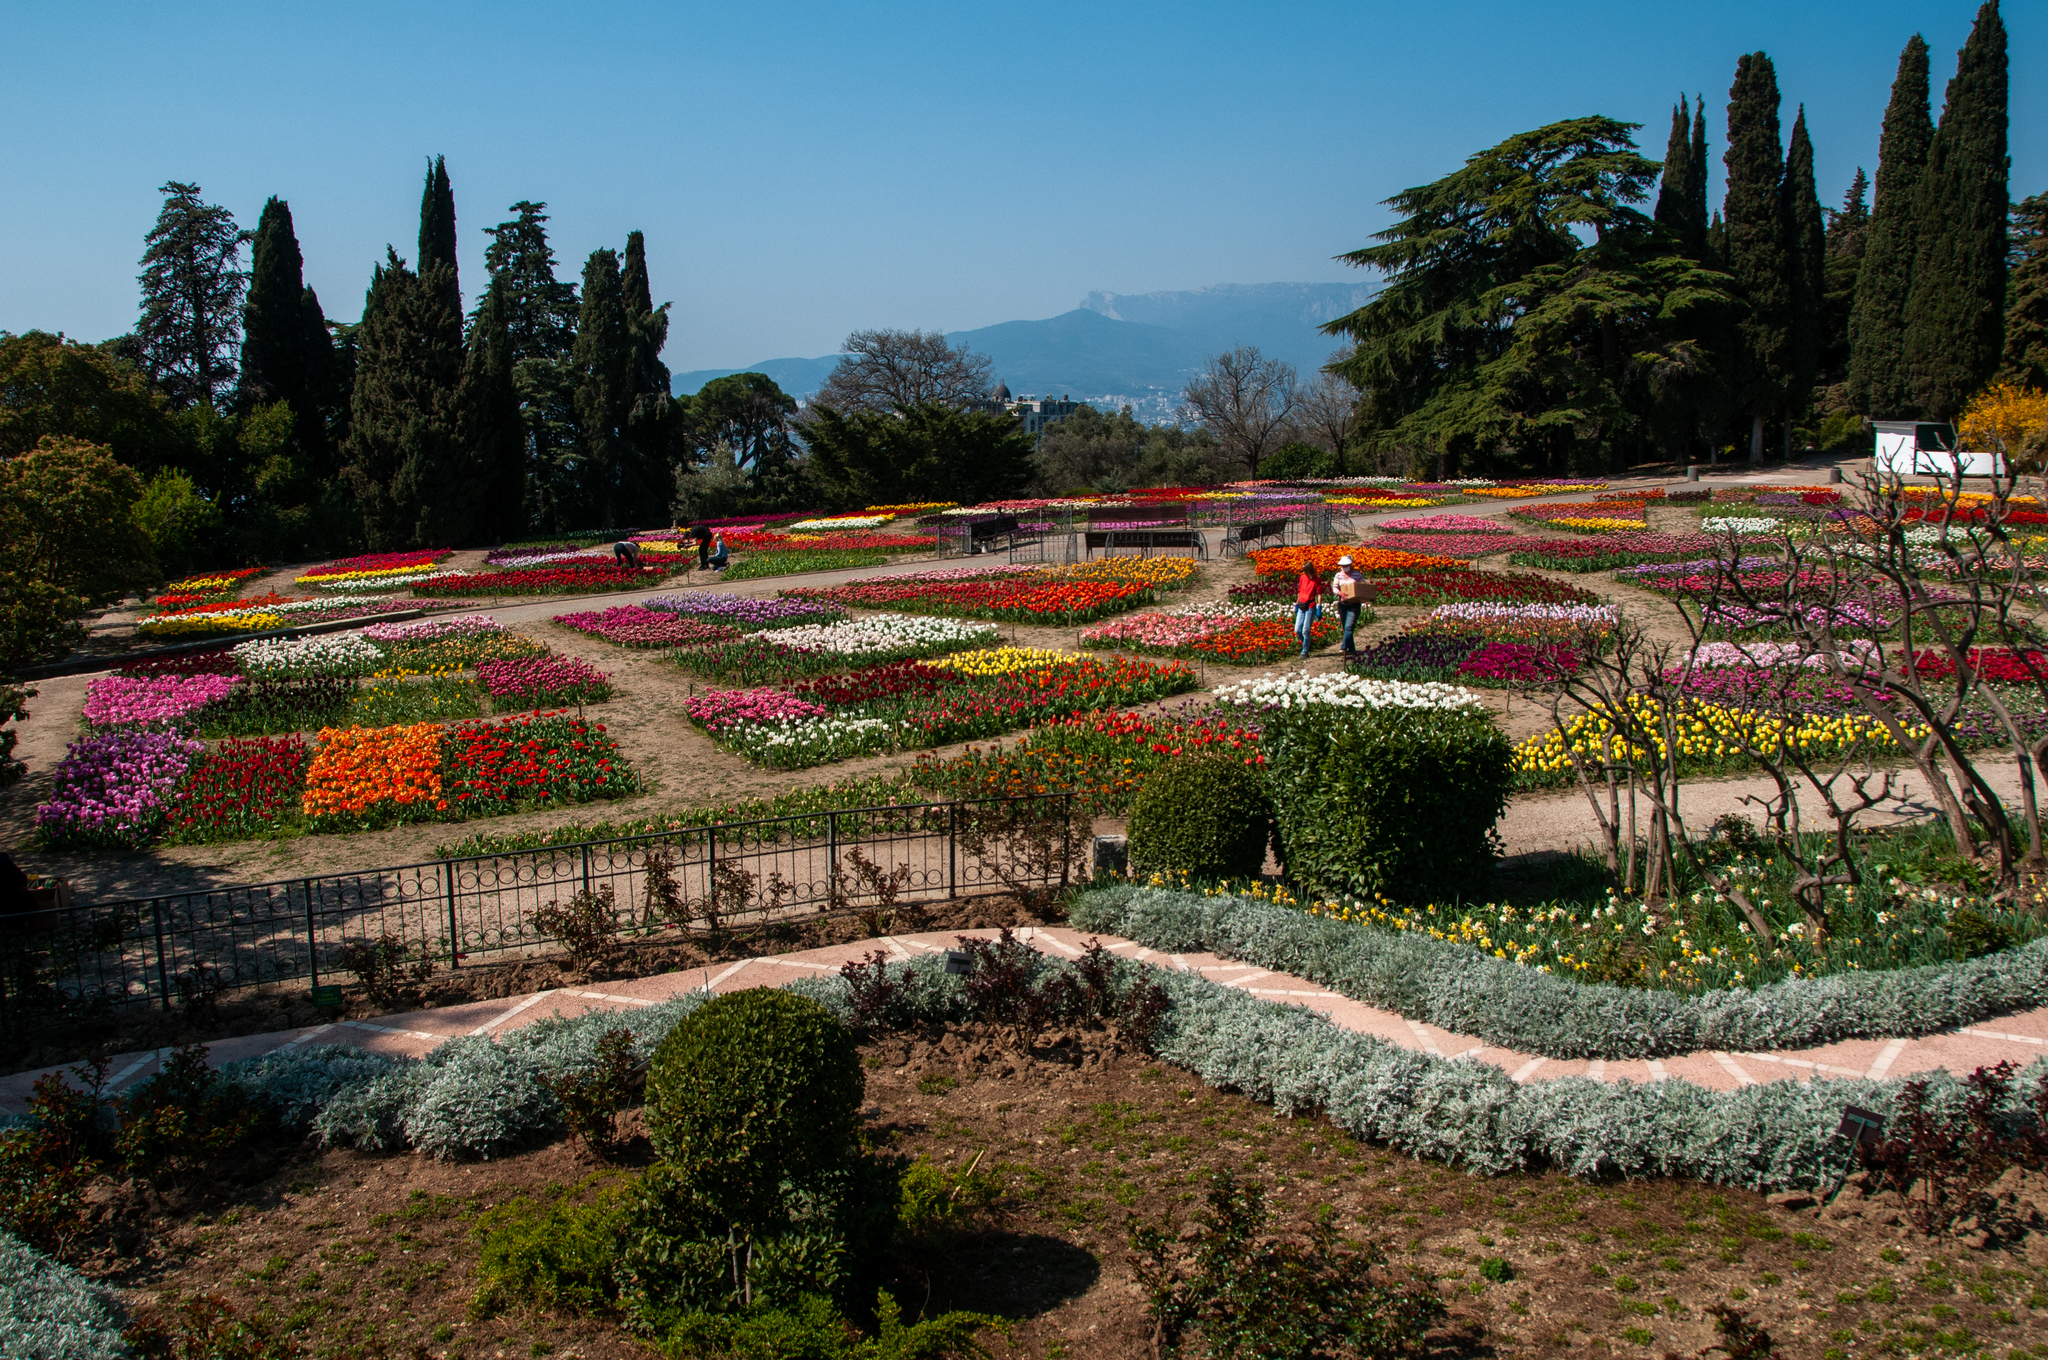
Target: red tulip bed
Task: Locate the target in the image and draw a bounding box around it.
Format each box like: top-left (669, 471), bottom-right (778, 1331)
top-left (910, 706), bottom-right (1266, 814)
top-left (782, 557), bottom-right (1200, 626)
top-left (553, 605), bottom-right (743, 649)
top-left (162, 736), bottom-right (312, 844)
top-left (429, 562), bottom-right (674, 596)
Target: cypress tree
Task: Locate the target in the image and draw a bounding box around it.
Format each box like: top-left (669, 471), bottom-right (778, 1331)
top-left (1687, 100), bottom-right (1711, 255)
top-left (1783, 107), bottom-right (1828, 448)
top-left (1849, 36), bottom-right (1933, 416)
top-left (2003, 192), bottom-right (2048, 388)
top-left (1654, 99), bottom-right (1696, 249)
top-left (1724, 53), bottom-right (1793, 460)
top-left (571, 248), bottom-right (633, 529)
top-left (341, 249), bottom-right (471, 548)
top-left (620, 229), bottom-right (682, 494)
top-left (418, 156), bottom-right (461, 320)
top-left (460, 274), bottom-right (527, 542)
top-left (1821, 171), bottom-right (1872, 389)
top-left (1903, 1), bottom-right (2010, 419)
top-left (239, 197), bottom-right (340, 468)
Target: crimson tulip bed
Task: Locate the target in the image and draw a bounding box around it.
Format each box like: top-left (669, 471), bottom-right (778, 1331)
top-left (429, 563), bottom-right (674, 596)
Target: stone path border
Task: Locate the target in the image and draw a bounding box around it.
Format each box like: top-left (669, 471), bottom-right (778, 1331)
top-left (5, 921), bottom-right (2041, 1116)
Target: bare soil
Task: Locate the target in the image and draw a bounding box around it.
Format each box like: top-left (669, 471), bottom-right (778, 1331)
top-left (87, 1023), bottom-right (2048, 1359)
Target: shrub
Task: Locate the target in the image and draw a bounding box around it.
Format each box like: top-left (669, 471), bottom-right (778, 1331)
top-left (0, 1229), bottom-right (127, 1360)
top-left (1856, 1060), bottom-right (2048, 1235)
top-left (644, 991), bottom-right (865, 1221)
top-left (115, 1044), bottom-right (257, 1185)
top-left (538, 1028), bottom-right (638, 1160)
top-left (660, 1291), bottom-right (1001, 1359)
top-left (472, 1176), bottom-right (632, 1317)
top-left (1261, 701), bottom-right (1511, 904)
top-left (532, 885), bottom-right (623, 973)
top-left (1128, 1170), bottom-right (1444, 1359)
top-left (123, 1291), bottom-right (298, 1360)
top-left (337, 934), bottom-right (434, 1005)
top-left (1126, 755), bottom-right (1273, 882)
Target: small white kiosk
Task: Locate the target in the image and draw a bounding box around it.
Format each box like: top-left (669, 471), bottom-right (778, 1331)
top-left (1871, 420), bottom-right (2008, 477)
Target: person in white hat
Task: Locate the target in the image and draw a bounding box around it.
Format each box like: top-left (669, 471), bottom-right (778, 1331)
top-left (1330, 554), bottom-right (1374, 656)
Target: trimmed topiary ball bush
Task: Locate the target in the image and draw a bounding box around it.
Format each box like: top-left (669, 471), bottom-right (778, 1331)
top-left (1262, 700), bottom-right (1511, 905)
top-left (645, 989), bottom-right (864, 1219)
top-left (1126, 755), bottom-right (1274, 883)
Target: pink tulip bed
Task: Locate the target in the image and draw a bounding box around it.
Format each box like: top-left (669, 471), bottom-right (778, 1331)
top-left (553, 605), bottom-right (742, 649)
top-left (476, 656), bottom-right (615, 710)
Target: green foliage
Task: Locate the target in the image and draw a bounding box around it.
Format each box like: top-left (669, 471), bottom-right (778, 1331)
top-left (136, 181), bottom-right (251, 412)
top-left (2005, 192), bottom-right (2048, 389)
top-left (1850, 36), bottom-right (1934, 417)
top-left (1030, 404), bottom-right (1228, 493)
top-left (662, 1291), bottom-right (1000, 1360)
top-left (1126, 756), bottom-right (1273, 883)
top-left (134, 467), bottom-right (225, 580)
top-left (645, 990), bottom-right (865, 1219)
top-left (1128, 1170), bottom-right (1445, 1359)
top-left (723, 550), bottom-right (890, 581)
top-left (1329, 117), bottom-right (1738, 475)
top-left (0, 329), bottom-right (184, 470)
top-left (124, 1291), bottom-right (300, 1360)
top-left (472, 1176), bottom-right (632, 1317)
top-left (1257, 440), bottom-right (1337, 480)
top-left (894, 1156), bottom-right (1007, 1251)
top-left (801, 403), bottom-right (1033, 510)
top-left (1261, 702), bottom-right (1511, 904)
top-left (537, 1028), bottom-right (638, 1160)
top-left (0, 684), bottom-right (32, 788)
top-left (115, 1044), bottom-right (258, 1185)
top-left (1902, 1), bottom-right (2011, 419)
top-left (0, 435), bottom-right (157, 669)
top-left (1723, 52), bottom-right (1794, 430)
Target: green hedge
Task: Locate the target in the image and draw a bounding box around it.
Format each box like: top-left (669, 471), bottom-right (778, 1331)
top-left (1261, 701), bottom-right (1511, 904)
top-left (1127, 756), bottom-right (1273, 881)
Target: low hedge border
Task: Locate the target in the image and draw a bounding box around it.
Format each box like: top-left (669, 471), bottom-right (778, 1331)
top-left (1069, 884), bottom-right (2048, 1062)
top-left (0, 1229), bottom-right (126, 1359)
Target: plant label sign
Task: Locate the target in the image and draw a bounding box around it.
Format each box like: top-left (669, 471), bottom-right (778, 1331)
top-left (311, 984), bottom-right (344, 1008)
top-left (943, 949), bottom-right (972, 975)
top-left (1837, 1104), bottom-right (1885, 1146)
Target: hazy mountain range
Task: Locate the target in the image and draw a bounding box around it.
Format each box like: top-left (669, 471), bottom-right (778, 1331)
top-left (669, 281), bottom-right (1378, 419)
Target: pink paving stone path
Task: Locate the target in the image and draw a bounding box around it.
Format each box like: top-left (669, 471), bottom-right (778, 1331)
top-left (5, 924), bottom-right (2047, 1115)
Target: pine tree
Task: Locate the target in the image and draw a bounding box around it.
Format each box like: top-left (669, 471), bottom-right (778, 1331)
top-left (1655, 99), bottom-right (1696, 248)
top-left (1849, 36), bottom-right (1934, 416)
top-left (460, 274), bottom-right (527, 541)
top-left (479, 202), bottom-right (580, 527)
top-left (1903, 1), bottom-right (2010, 419)
top-left (2004, 192), bottom-right (2048, 388)
top-left (341, 250), bottom-right (471, 548)
top-left (136, 182), bottom-right (250, 410)
top-left (239, 198), bottom-right (341, 467)
top-left (1723, 53), bottom-right (1793, 460)
top-left (418, 156), bottom-right (460, 315)
top-left (1783, 107), bottom-right (1828, 446)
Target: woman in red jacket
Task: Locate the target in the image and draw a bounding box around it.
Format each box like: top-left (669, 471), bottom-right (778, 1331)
top-left (1293, 562), bottom-right (1323, 658)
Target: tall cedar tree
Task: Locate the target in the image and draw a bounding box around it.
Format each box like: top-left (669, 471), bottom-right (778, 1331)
top-left (1821, 171), bottom-right (1872, 389)
top-left (1326, 118), bottom-right (1738, 474)
top-left (621, 230), bottom-right (684, 484)
top-left (418, 156), bottom-right (460, 317)
top-left (342, 251), bottom-right (471, 548)
top-left (2004, 193), bottom-right (2048, 388)
top-left (1723, 53), bottom-right (1794, 459)
top-left (480, 202), bottom-right (580, 526)
top-left (1849, 36), bottom-right (1934, 415)
top-left (460, 274), bottom-right (527, 541)
top-left (1902, 1), bottom-right (2010, 419)
top-left (1783, 107), bottom-right (1828, 447)
top-left (238, 197), bottom-right (341, 473)
top-left (570, 248), bottom-right (637, 529)
top-left (136, 182), bottom-right (250, 411)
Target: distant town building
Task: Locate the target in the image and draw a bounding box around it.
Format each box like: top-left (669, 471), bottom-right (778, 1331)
top-left (974, 381), bottom-right (1083, 445)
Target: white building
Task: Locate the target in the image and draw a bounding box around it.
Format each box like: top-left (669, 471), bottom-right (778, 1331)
top-left (1871, 420), bottom-right (2007, 478)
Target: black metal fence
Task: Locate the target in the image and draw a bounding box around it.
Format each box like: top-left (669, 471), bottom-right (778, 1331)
top-left (0, 794), bottom-right (1085, 1028)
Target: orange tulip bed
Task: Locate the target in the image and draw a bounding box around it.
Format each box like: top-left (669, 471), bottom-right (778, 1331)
top-left (783, 557), bottom-right (1200, 625)
top-left (1247, 545), bottom-right (1469, 578)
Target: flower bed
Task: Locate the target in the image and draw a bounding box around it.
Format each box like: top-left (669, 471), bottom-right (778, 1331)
top-left (1508, 496), bottom-right (1655, 532)
top-left (135, 594), bottom-right (445, 638)
top-left (781, 558), bottom-right (1199, 625)
top-left (1211, 672), bottom-right (1486, 714)
top-left (640, 592), bottom-right (844, 631)
top-left (1355, 532), bottom-right (1523, 558)
top-left (1367, 570), bottom-right (1601, 607)
top-left (234, 633), bottom-right (386, 678)
top-left (301, 722), bottom-right (447, 829)
top-left (116, 648), bottom-right (239, 679)
top-left (912, 707), bottom-right (1264, 812)
top-left (1403, 601), bottom-right (1620, 644)
top-left (80, 673), bottom-right (240, 729)
top-left (199, 677), bottom-right (357, 736)
top-left (722, 549), bottom-right (892, 580)
top-left (295, 549), bottom-right (452, 587)
top-left (1373, 513), bottom-right (1509, 534)
top-left (359, 614), bottom-right (506, 643)
top-left (37, 729), bottom-right (205, 849)
top-left (429, 563), bottom-right (671, 596)
top-left (477, 656), bottom-right (614, 710)
top-left (164, 736), bottom-right (310, 843)
top-left (1504, 532), bottom-right (1720, 573)
top-left (1246, 545), bottom-right (1468, 578)
top-left (1079, 604), bottom-right (1341, 663)
top-left (152, 567), bottom-right (264, 605)
top-left (1512, 696), bottom-right (1925, 789)
top-left (1345, 633), bottom-right (1486, 682)
top-left (677, 613), bottom-right (1000, 684)
top-left (1452, 641), bottom-right (1581, 686)
top-left (440, 713), bottom-right (634, 818)
top-left (685, 651), bottom-right (1199, 768)
top-left (553, 605), bottom-right (741, 649)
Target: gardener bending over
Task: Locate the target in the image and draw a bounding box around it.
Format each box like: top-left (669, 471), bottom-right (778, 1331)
top-left (613, 539), bottom-right (643, 568)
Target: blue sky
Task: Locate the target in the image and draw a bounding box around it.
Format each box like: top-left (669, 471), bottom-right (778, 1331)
top-left (1, 0), bottom-right (2038, 371)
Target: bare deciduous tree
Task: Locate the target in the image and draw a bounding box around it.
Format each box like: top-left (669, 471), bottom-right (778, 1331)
top-left (1295, 353), bottom-right (1363, 466)
top-left (1180, 345), bottom-right (1299, 478)
top-left (807, 328), bottom-right (995, 418)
